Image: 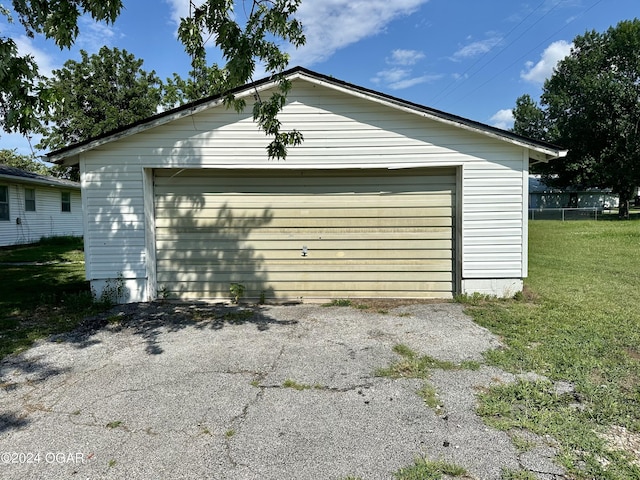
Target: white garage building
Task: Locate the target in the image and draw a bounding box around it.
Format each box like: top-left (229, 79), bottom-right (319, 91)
top-left (47, 67), bottom-right (566, 303)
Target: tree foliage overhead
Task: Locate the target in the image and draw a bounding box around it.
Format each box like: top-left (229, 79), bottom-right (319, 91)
top-left (37, 46), bottom-right (162, 151)
top-left (513, 19), bottom-right (640, 218)
top-left (2, 0), bottom-right (306, 159)
top-left (161, 59), bottom-right (227, 110)
top-left (178, 0), bottom-right (306, 159)
top-left (1, 1), bottom-right (123, 136)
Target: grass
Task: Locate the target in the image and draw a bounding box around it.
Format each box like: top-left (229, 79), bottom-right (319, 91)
top-left (0, 236), bottom-right (110, 360)
top-left (393, 457), bottom-right (467, 479)
top-left (322, 298), bottom-right (353, 307)
top-left (500, 469), bottom-right (538, 480)
top-left (0, 235), bottom-right (84, 263)
top-left (459, 220), bottom-right (640, 479)
top-left (376, 344), bottom-right (481, 379)
top-left (377, 344), bottom-right (479, 417)
top-left (282, 378), bottom-right (324, 391)
top-left (417, 383), bottom-right (444, 414)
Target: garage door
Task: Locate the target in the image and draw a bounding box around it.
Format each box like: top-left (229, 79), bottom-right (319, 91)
top-left (154, 168), bottom-right (456, 301)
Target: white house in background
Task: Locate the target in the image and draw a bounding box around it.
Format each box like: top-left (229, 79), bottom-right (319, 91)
top-left (47, 67), bottom-right (567, 303)
top-left (529, 175), bottom-right (619, 209)
top-left (0, 165), bottom-right (82, 247)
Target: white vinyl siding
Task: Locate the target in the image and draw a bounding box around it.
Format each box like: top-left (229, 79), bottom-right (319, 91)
top-left (79, 162), bottom-right (146, 283)
top-left (78, 77), bottom-right (531, 301)
top-left (154, 168), bottom-right (455, 301)
top-left (0, 184), bottom-right (82, 247)
top-left (462, 161), bottom-right (526, 278)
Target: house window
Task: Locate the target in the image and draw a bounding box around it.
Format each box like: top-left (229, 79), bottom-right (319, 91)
top-left (61, 192), bottom-right (71, 212)
top-left (25, 188), bottom-right (36, 211)
top-left (0, 186), bottom-right (8, 221)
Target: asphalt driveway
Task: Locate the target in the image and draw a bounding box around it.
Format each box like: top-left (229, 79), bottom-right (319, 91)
top-left (0, 302), bottom-right (564, 479)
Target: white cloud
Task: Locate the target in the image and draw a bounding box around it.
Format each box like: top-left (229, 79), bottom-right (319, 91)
top-left (388, 49), bottom-right (425, 66)
top-left (389, 74), bottom-right (442, 90)
top-left (490, 109), bottom-right (514, 130)
top-left (76, 17), bottom-right (119, 52)
top-left (373, 68), bottom-right (411, 84)
top-left (165, 0), bottom-right (191, 27)
top-left (163, 1), bottom-right (431, 70)
top-left (13, 35), bottom-right (58, 78)
top-left (521, 40), bottom-right (573, 84)
top-left (372, 44), bottom-right (437, 90)
top-left (371, 68), bottom-right (441, 90)
top-left (452, 36), bottom-right (502, 60)
top-left (288, 0), bottom-right (430, 66)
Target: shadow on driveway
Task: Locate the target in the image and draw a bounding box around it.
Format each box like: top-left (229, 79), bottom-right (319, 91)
top-left (0, 302), bottom-right (565, 480)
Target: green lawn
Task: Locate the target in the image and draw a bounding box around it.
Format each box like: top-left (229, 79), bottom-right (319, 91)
top-left (461, 219), bottom-right (640, 479)
top-left (0, 236), bottom-right (101, 358)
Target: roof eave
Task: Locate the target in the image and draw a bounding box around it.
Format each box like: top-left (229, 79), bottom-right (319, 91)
top-left (46, 96), bottom-right (229, 164)
top-left (46, 74), bottom-right (286, 165)
top-left (46, 66), bottom-right (568, 164)
top-left (293, 69), bottom-right (568, 160)
top-left (529, 148), bottom-right (568, 165)
top-left (0, 173), bottom-right (80, 189)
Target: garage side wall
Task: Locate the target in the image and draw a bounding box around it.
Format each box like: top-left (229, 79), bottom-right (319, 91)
top-left (80, 156), bottom-right (149, 303)
top-left (80, 79), bottom-right (528, 302)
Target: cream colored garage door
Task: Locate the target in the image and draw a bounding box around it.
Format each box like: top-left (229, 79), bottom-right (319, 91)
top-left (154, 168), bottom-right (456, 301)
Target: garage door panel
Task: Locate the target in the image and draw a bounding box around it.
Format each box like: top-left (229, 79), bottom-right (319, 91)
top-left (154, 169), bottom-right (455, 186)
top-left (156, 238), bottom-right (454, 250)
top-left (154, 193), bottom-right (455, 210)
top-left (162, 282), bottom-right (454, 300)
top-left (155, 210), bottom-right (454, 225)
top-left (159, 270), bottom-right (453, 284)
top-left (156, 260), bottom-right (454, 273)
top-left (154, 183), bottom-right (455, 192)
top-left (155, 168), bottom-right (455, 301)
top-left (156, 248), bottom-right (453, 262)
top-left (156, 225), bottom-right (453, 240)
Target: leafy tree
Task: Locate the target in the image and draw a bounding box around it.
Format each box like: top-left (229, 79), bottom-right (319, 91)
top-left (0, 148), bottom-right (78, 179)
top-left (37, 46), bottom-right (162, 151)
top-left (515, 20), bottom-right (640, 218)
top-left (179, 0), bottom-right (306, 159)
top-left (0, 148), bottom-right (52, 175)
top-left (1, 1), bottom-right (122, 136)
top-left (2, 0), bottom-right (306, 160)
top-left (512, 94), bottom-right (551, 142)
top-left (161, 59), bottom-right (227, 109)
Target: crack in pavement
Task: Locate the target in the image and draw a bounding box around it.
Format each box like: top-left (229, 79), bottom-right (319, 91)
top-left (0, 303), bottom-right (570, 479)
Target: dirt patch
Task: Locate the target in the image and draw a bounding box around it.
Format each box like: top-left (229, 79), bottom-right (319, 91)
top-left (346, 298), bottom-right (451, 310)
top-left (625, 347), bottom-right (640, 361)
top-left (598, 426), bottom-right (640, 466)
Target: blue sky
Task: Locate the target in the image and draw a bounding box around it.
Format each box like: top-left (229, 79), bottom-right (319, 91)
top-left (2, 0), bottom-right (638, 157)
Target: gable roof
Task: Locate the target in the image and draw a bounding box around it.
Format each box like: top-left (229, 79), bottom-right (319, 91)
top-left (0, 165), bottom-right (80, 189)
top-left (46, 66), bottom-right (567, 164)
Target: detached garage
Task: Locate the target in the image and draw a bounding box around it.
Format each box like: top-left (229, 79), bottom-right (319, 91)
top-left (47, 67), bottom-right (566, 303)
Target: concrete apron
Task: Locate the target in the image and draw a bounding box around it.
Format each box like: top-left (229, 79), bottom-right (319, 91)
top-left (0, 303), bottom-right (564, 479)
